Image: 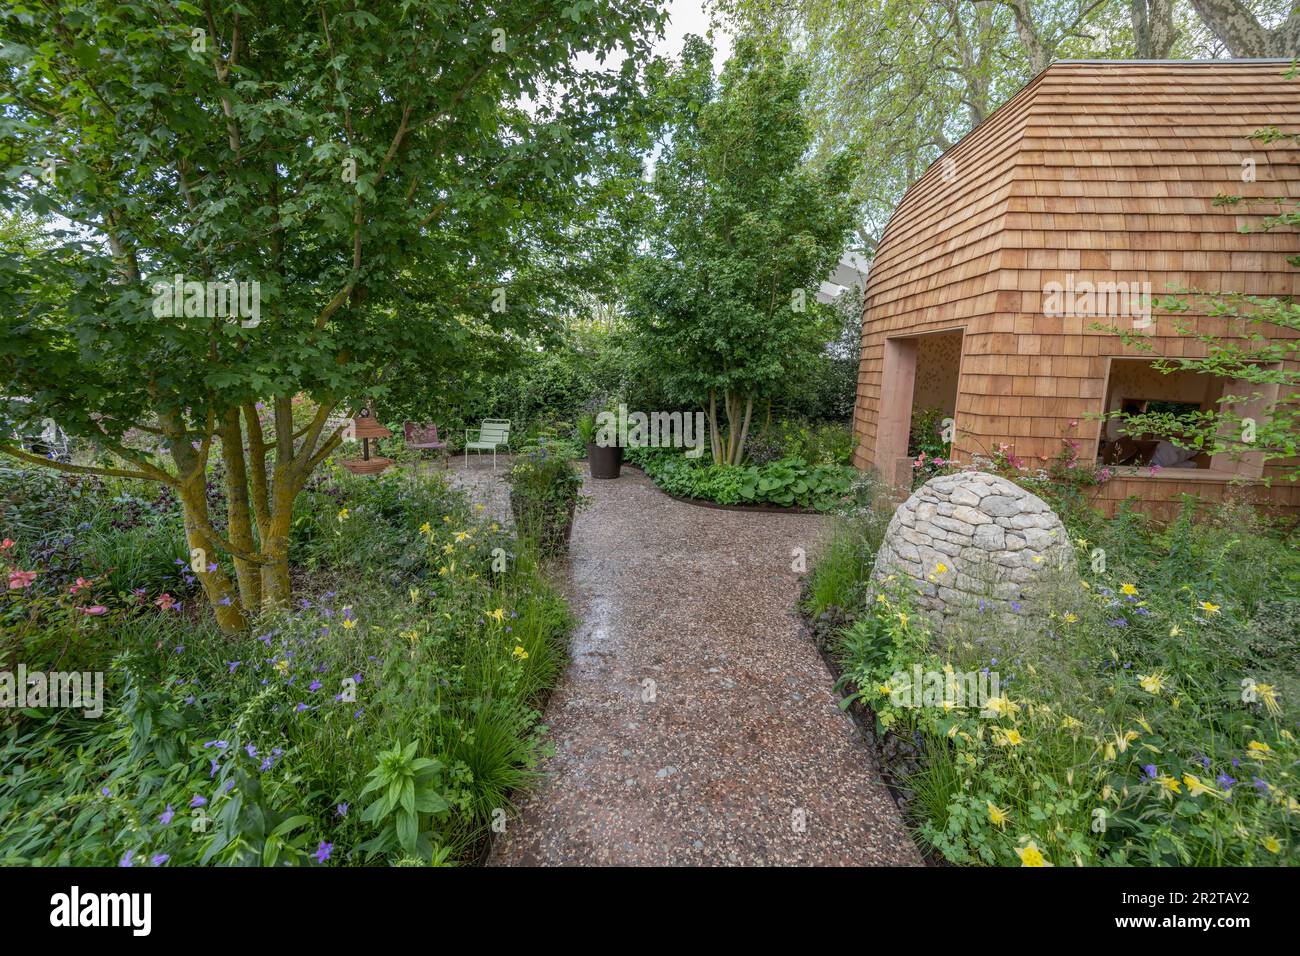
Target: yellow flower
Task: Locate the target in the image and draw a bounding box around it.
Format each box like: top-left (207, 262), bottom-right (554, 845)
top-left (1263, 835), bottom-right (1282, 854)
top-left (342, 617), bottom-right (356, 630)
top-left (437, 565), bottom-right (449, 576)
top-left (896, 611), bottom-right (908, 628)
top-left (1015, 842), bottom-right (1052, 867)
top-left (336, 508), bottom-right (350, 522)
top-left (1060, 715), bottom-right (1082, 731)
top-left (987, 802), bottom-right (1009, 828)
top-left (1137, 672), bottom-right (1165, 695)
top-left (984, 695), bottom-right (1020, 717)
top-left (419, 521), bottom-right (432, 535)
top-left (274, 659), bottom-right (290, 675)
top-left (1063, 612), bottom-right (1078, 624)
top-left (1183, 774), bottom-right (1222, 799)
top-left (474, 503), bottom-right (485, 512)
top-left (512, 645), bottom-right (529, 660)
top-left (1247, 740), bottom-right (1273, 761)
top-left (1120, 583), bottom-right (1138, 596)
top-left (998, 729), bottom-right (1024, 747)
top-left (443, 515), bottom-right (452, 523)
top-left (1156, 776), bottom-right (1182, 794)
top-left (1075, 538), bottom-right (1088, 548)
top-left (487, 607), bottom-right (506, 624)
top-left (1256, 683), bottom-right (1282, 718)
top-left (454, 530), bottom-right (471, 542)
top-left (934, 562), bottom-right (948, 575)
top-left (1169, 625), bottom-right (1181, 637)
top-left (878, 683), bottom-right (892, 696)
top-left (442, 543), bottom-right (455, 554)
top-left (876, 593), bottom-right (888, 605)
top-left (1081, 580), bottom-right (1091, 590)
top-left (400, 629), bottom-right (420, 644)
top-left (1199, 600), bottom-right (1220, 615)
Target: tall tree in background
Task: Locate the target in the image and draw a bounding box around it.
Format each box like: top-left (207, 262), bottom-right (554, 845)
top-left (1130, 0), bottom-right (1181, 54)
top-left (627, 34), bottom-right (860, 464)
top-left (717, 0), bottom-right (1020, 249)
top-left (0, 0), bottom-right (665, 632)
top-left (717, 0), bottom-right (1292, 248)
top-left (971, 0), bottom-right (1112, 73)
top-left (1189, 0), bottom-right (1300, 54)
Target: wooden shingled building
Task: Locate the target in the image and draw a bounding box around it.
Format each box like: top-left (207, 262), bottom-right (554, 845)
top-left (851, 59), bottom-right (1300, 517)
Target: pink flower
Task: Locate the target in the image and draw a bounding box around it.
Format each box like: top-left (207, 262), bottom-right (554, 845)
top-left (0, 538), bottom-right (13, 551)
top-left (8, 569), bottom-right (36, 589)
top-left (69, 577), bottom-right (93, 595)
top-left (79, 605), bottom-right (108, 616)
top-left (155, 593), bottom-right (177, 611)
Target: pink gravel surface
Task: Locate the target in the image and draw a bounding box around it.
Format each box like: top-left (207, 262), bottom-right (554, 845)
top-left (451, 458), bottom-right (921, 866)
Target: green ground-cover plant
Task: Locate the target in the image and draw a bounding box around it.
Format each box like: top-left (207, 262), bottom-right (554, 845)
top-left (627, 444), bottom-right (856, 510)
top-left (807, 485), bottom-right (1300, 867)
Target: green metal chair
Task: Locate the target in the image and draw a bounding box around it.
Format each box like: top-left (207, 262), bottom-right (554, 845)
top-left (464, 419), bottom-right (511, 473)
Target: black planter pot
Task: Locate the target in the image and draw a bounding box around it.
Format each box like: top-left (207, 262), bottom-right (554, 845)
top-left (587, 442), bottom-right (623, 479)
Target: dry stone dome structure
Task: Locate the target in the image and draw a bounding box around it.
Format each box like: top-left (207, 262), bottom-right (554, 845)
top-left (872, 472), bottom-right (1076, 616)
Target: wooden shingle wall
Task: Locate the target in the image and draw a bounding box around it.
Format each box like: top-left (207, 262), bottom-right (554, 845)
top-left (853, 60), bottom-right (1300, 516)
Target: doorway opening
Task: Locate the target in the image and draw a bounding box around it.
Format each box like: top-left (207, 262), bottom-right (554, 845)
top-left (877, 328), bottom-right (965, 489)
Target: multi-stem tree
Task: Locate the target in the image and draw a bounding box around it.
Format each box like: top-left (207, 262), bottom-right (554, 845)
top-left (0, 0), bottom-right (664, 632)
top-left (627, 33), bottom-right (860, 465)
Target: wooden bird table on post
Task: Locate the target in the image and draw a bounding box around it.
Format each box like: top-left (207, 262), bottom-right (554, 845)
top-left (340, 410), bottom-right (395, 475)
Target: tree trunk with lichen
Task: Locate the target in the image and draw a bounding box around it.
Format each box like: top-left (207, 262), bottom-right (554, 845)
top-left (175, 463), bottom-right (248, 634)
top-left (172, 396), bottom-right (341, 633)
top-left (1, 396), bottom-right (344, 636)
top-left (220, 407), bottom-right (263, 612)
top-left (706, 389), bottom-right (755, 465)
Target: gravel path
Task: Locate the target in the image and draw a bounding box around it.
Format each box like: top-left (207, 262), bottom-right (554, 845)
top-left (449, 456), bottom-right (920, 866)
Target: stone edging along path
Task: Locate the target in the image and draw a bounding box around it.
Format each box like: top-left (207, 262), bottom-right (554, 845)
top-left (452, 458), bottom-right (920, 866)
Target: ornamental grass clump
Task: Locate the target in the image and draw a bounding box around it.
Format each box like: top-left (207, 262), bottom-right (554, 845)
top-left (504, 447), bottom-right (587, 557)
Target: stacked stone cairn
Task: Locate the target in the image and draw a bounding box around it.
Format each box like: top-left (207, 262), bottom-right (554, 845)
top-left (871, 471), bottom-right (1077, 617)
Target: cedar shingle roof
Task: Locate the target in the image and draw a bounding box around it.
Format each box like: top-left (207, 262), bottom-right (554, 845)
top-left (853, 59), bottom-right (1300, 514)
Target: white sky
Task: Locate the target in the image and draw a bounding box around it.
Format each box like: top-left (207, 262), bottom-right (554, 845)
top-left (573, 0), bottom-right (732, 75)
top-left (657, 0), bottom-right (732, 70)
